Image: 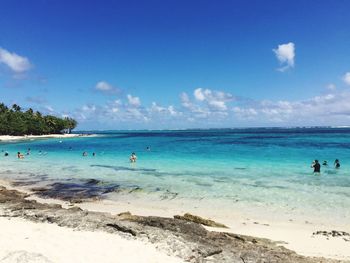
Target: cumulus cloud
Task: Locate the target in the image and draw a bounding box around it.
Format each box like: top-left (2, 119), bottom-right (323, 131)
top-left (95, 81), bottom-right (120, 94)
top-left (178, 88), bottom-right (234, 120)
top-left (95, 81), bottom-right (112, 91)
top-left (273, 42), bottom-right (295, 72)
top-left (0, 47), bottom-right (32, 73)
top-left (180, 92), bottom-right (194, 110)
top-left (343, 72), bottom-right (350, 86)
top-left (127, 94), bottom-right (141, 107)
top-left (231, 91), bottom-right (350, 125)
top-left (68, 81), bottom-right (350, 128)
top-left (193, 88), bottom-right (234, 111)
top-left (149, 102), bottom-right (180, 117)
top-left (232, 107), bottom-right (258, 119)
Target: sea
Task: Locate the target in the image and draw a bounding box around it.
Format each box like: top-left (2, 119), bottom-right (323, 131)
top-left (1, 127), bottom-right (350, 225)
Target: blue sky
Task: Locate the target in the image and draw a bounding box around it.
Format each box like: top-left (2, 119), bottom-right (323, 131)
top-left (1, 0), bottom-right (350, 129)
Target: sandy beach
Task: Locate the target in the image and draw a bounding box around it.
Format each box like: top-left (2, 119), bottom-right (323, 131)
top-left (0, 179), bottom-right (349, 263)
top-left (0, 134), bottom-right (92, 142)
top-left (77, 197), bottom-right (350, 261)
top-left (0, 216), bottom-right (183, 263)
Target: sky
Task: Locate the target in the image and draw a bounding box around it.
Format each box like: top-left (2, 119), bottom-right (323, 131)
top-left (1, 0), bottom-right (350, 130)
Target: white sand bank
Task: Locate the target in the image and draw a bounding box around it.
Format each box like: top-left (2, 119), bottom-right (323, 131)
top-left (0, 134), bottom-right (91, 142)
top-left (0, 216), bottom-right (183, 263)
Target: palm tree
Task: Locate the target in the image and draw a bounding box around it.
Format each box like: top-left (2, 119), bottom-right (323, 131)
top-left (12, 104), bottom-right (21, 112)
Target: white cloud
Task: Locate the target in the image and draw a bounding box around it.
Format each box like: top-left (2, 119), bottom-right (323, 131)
top-left (0, 47), bottom-right (32, 73)
top-left (150, 102), bottom-right (167, 113)
top-left (194, 88), bottom-right (206, 101)
top-left (273, 42), bottom-right (295, 72)
top-left (95, 81), bottom-right (112, 91)
top-left (82, 104), bottom-right (97, 112)
top-left (110, 99), bottom-right (121, 113)
top-left (168, 105), bottom-right (178, 116)
top-left (95, 81), bottom-right (120, 94)
top-left (149, 102), bottom-right (180, 117)
top-left (180, 92), bottom-right (196, 111)
top-left (193, 88), bottom-right (234, 111)
top-left (232, 91), bottom-right (350, 124)
top-left (127, 94), bottom-right (141, 107)
top-left (233, 107), bottom-right (258, 119)
top-left (208, 100), bottom-right (227, 111)
top-left (70, 80), bottom-right (350, 128)
top-left (343, 72), bottom-right (350, 86)
top-left (125, 108), bottom-right (149, 121)
top-left (178, 88), bottom-right (235, 121)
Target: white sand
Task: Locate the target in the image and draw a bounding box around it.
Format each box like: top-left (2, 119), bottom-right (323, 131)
top-left (77, 198), bottom-right (350, 261)
top-left (0, 134), bottom-right (91, 142)
top-left (1, 180), bottom-right (350, 261)
top-left (0, 216), bottom-right (183, 263)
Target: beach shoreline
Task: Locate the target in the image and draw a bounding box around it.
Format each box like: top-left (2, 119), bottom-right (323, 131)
top-left (0, 133), bottom-right (94, 142)
top-left (0, 178), bottom-right (349, 262)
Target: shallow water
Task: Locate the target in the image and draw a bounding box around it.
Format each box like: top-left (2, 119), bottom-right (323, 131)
top-left (1, 128), bottom-right (350, 225)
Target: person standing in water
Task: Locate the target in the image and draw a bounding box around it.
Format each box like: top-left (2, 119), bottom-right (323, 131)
top-left (334, 159), bottom-right (340, 169)
top-left (130, 152), bottom-right (137, 162)
top-left (311, 160), bottom-right (321, 173)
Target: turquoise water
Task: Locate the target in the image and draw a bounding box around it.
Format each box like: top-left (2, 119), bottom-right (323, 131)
top-left (1, 128), bottom-right (350, 224)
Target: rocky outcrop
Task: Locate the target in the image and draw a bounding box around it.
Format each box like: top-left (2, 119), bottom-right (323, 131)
top-left (0, 186), bottom-right (344, 263)
top-left (174, 213), bottom-right (228, 228)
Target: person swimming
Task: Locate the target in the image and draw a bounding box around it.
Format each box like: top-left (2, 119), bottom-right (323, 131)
top-left (334, 159), bottom-right (340, 169)
top-left (17, 152), bottom-right (24, 159)
top-left (322, 160), bottom-right (328, 166)
top-left (4, 151), bottom-right (9, 157)
top-left (27, 148), bottom-right (31, 155)
top-left (82, 152), bottom-right (88, 157)
top-left (92, 152), bottom-right (96, 156)
top-left (311, 160), bottom-right (320, 173)
top-left (130, 152), bottom-right (137, 162)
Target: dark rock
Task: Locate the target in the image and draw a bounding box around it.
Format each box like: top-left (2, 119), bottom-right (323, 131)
top-left (106, 223), bottom-right (137, 236)
top-left (174, 213), bottom-right (228, 228)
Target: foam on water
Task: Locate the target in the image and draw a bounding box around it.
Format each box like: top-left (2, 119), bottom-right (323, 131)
top-left (1, 128), bottom-right (350, 225)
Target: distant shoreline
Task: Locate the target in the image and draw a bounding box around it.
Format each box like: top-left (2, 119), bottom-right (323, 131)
top-left (0, 133), bottom-right (94, 142)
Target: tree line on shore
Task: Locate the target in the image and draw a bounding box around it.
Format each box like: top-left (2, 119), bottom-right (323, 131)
top-left (0, 103), bottom-right (77, 135)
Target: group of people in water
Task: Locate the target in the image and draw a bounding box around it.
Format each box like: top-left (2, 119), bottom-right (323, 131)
top-left (80, 147), bottom-right (148, 162)
top-left (81, 151), bottom-right (138, 162)
top-left (311, 159), bottom-right (341, 173)
top-left (1, 148), bottom-right (31, 159)
top-left (1, 147), bottom-right (345, 172)
top-left (4, 148), bottom-right (139, 163)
